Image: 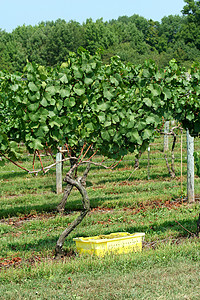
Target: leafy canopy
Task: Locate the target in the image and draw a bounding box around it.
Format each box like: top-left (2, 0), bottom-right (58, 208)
top-left (0, 50), bottom-right (200, 161)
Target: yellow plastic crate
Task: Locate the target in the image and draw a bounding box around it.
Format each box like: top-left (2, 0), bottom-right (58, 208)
top-left (73, 232), bottom-right (145, 257)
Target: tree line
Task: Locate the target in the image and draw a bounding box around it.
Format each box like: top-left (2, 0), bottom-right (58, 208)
top-left (0, 0), bottom-right (200, 72)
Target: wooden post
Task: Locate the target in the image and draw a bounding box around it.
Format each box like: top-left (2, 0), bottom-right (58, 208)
top-left (56, 148), bottom-right (62, 194)
top-left (187, 130), bottom-right (195, 202)
top-left (171, 120), bottom-right (176, 126)
top-left (164, 121), bottom-right (169, 152)
top-left (147, 146), bottom-right (150, 180)
top-left (181, 132), bottom-right (183, 202)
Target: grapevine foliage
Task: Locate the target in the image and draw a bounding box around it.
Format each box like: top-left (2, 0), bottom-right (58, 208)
top-left (0, 50), bottom-right (200, 162)
top-left (194, 152), bottom-right (200, 177)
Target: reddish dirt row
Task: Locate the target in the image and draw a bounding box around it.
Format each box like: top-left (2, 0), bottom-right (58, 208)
top-left (0, 212), bottom-right (56, 227)
top-left (1, 196), bottom-right (198, 228)
top-left (0, 255), bottom-right (42, 269)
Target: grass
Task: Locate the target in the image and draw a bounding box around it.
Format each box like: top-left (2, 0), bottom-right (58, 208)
top-left (0, 134), bottom-right (200, 299)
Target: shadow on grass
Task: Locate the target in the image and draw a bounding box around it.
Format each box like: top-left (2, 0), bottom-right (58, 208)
top-left (96, 173), bottom-right (172, 185)
top-left (101, 217), bottom-right (199, 240)
top-left (4, 217), bottom-right (198, 255)
top-left (1, 171), bottom-right (27, 180)
top-left (64, 194), bottom-right (123, 211)
top-left (0, 202), bottom-right (58, 219)
top-left (3, 184), bottom-right (56, 194)
top-left (36, 184), bottom-right (57, 193)
top-left (0, 192), bottom-right (123, 219)
top-left (1, 169), bottom-right (56, 181)
top-left (96, 170), bottom-right (188, 185)
top-left (5, 236), bottom-right (61, 253)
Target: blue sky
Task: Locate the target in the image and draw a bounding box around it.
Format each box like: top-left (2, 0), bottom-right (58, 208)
top-left (1, 0), bottom-right (185, 32)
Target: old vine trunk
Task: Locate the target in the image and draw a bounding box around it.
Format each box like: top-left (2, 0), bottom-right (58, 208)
top-left (55, 163), bottom-right (91, 255)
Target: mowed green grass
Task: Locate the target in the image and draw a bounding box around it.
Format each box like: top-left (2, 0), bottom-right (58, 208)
top-left (0, 134), bottom-right (200, 299)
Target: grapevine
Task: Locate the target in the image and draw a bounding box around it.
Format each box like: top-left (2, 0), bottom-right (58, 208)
top-left (0, 50), bottom-right (200, 253)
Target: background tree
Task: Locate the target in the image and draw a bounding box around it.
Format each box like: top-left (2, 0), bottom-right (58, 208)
top-left (42, 19), bottom-right (85, 66)
top-left (182, 0), bottom-right (200, 24)
top-left (1, 0), bottom-right (200, 72)
top-left (158, 15), bottom-right (185, 51)
top-left (180, 0), bottom-right (200, 49)
top-left (83, 18), bottom-right (118, 54)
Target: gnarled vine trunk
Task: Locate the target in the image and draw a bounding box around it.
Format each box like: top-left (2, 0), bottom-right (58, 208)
top-left (55, 163), bottom-right (91, 255)
top-left (163, 127), bottom-right (178, 178)
top-left (134, 151), bottom-right (142, 168)
top-left (57, 184), bottom-right (73, 212)
top-left (57, 158), bottom-right (77, 212)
